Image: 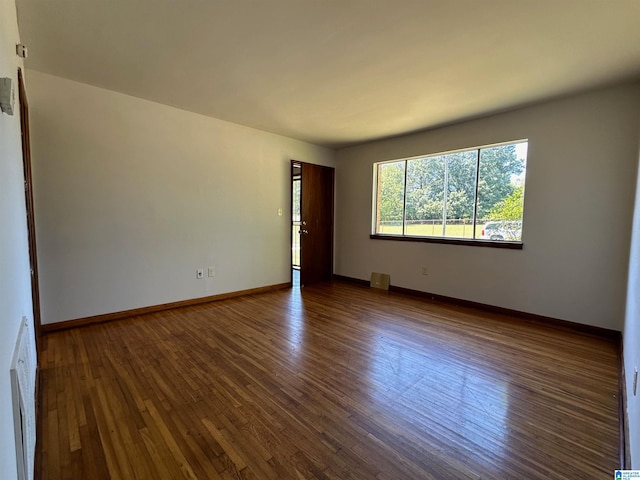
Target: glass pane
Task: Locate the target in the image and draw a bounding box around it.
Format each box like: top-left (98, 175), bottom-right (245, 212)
top-left (477, 142), bottom-right (527, 241)
top-left (405, 151), bottom-right (477, 238)
top-left (292, 178), bottom-right (301, 267)
top-left (442, 150), bottom-right (478, 239)
top-left (376, 161), bottom-right (405, 234)
top-left (405, 156), bottom-right (444, 236)
top-left (292, 178), bottom-right (301, 223)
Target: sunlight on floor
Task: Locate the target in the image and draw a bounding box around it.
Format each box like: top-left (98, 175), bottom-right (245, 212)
top-left (285, 272), bottom-right (305, 359)
top-left (369, 329), bottom-right (509, 462)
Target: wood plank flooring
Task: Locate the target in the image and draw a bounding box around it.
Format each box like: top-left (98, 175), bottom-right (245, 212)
top-left (36, 281), bottom-right (620, 479)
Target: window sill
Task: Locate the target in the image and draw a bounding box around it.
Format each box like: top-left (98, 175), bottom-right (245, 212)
top-left (370, 234), bottom-right (523, 249)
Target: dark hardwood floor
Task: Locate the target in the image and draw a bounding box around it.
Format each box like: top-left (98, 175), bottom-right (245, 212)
top-left (37, 281), bottom-right (620, 479)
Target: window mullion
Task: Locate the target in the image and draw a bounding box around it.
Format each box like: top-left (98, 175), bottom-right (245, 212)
top-left (442, 158), bottom-right (448, 237)
top-left (402, 160), bottom-right (408, 236)
top-left (472, 148), bottom-right (481, 239)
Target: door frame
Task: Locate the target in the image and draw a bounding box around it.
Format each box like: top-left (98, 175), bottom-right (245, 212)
top-left (18, 68), bottom-right (42, 351)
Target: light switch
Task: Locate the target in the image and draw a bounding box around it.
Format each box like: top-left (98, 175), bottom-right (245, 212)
top-left (0, 77), bottom-right (14, 115)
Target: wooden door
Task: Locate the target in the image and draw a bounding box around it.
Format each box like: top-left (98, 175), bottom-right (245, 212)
top-left (18, 68), bottom-right (42, 350)
top-left (299, 162), bottom-right (334, 286)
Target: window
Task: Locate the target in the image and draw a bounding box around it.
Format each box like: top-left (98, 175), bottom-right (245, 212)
top-left (373, 141), bottom-right (527, 245)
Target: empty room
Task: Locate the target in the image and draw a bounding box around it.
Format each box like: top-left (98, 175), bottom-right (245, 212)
top-left (2, 1), bottom-right (640, 479)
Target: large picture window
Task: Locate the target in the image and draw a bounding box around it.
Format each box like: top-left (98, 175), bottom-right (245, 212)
top-left (374, 141), bottom-right (527, 244)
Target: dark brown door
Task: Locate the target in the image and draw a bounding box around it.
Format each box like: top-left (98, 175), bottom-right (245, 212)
top-left (299, 162), bottom-right (334, 286)
top-left (18, 68), bottom-right (42, 350)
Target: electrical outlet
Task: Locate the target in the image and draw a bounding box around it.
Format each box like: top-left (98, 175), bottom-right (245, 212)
top-left (421, 266), bottom-right (428, 276)
top-left (634, 367), bottom-right (638, 396)
top-left (196, 268), bottom-right (204, 279)
top-left (208, 267), bottom-right (215, 277)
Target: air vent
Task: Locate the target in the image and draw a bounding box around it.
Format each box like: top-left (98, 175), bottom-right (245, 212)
top-left (370, 272), bottom-right (390, 291)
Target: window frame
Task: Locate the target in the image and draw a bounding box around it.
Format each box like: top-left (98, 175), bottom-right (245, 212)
top-left (371, 140), bottom-right (527, 249)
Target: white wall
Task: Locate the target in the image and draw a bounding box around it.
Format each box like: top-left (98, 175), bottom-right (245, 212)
top-left (0, 1), bottom-right (34, 479)
top-left (624, 119), bottom-right (640, 467)
top-left (26, 70), bottom-right (335, 325)
top-left (335, 83), bottom-right (640, 331)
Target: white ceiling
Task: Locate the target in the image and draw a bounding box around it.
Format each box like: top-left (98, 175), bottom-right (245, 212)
top-left (15, 0), bottom-right (640, 148)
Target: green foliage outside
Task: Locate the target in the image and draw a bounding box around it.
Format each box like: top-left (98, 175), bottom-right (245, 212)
top-left (476, 144), bottom-right (524, 219)
top-left (488, 185), bottom-right (524, 221)
top-left (485, 185), bottom-right (525, 240)
top-left (377, 162), bottom-right (405, 222)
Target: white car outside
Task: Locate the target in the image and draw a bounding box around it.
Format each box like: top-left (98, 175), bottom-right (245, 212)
top-left (481, 221), bottom-right (522, 241)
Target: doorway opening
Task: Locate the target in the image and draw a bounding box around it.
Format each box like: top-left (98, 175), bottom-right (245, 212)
top-left (291, 163), bottom-right (301, 287)
top-left (290, 160), bottom-right (335, 288)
